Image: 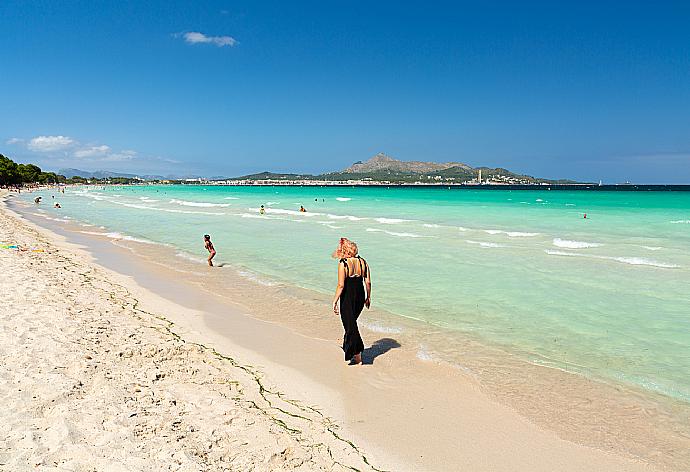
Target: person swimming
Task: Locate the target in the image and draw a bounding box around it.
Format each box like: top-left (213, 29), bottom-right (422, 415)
top-left (34, 196), bottom-right (41, 204)
top-left (203, 234), bottom-right (216, 267)
top-left (300, 205), bottom-right (307, 212)
top-left (54, 203), bottom-right (61, 208)
top-left (260, 205), bottom-right (265, 215)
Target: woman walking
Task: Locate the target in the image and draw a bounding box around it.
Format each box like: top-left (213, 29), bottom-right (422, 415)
top-left (332, 238), bottom-right (371, 364)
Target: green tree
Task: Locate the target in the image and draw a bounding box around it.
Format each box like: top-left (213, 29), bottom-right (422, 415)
top-left (17, 163), bottom-right (42, 183)
top-left (0, 154), bottom-right (20, 185)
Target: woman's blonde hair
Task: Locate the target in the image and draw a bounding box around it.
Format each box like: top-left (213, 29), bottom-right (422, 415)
top-left (332, 237), bottom-right (358, 259)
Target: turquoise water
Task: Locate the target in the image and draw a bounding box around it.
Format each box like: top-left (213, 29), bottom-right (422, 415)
top-left (21, 186), bottom-right (690, 402)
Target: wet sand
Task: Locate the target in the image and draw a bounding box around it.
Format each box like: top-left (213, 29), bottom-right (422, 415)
top-left (2, 190), bottom-right (686, 471)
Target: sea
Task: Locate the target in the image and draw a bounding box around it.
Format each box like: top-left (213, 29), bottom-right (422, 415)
top-left (15, 185), bottom-right (690, 406)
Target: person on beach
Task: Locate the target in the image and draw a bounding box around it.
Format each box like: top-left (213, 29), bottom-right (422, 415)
top-left (260, 205), bottom-right (265, 215)
top-left (203, 234), bottom-right (216, 267)
top-left (332, 238), bottom-right (371, 365)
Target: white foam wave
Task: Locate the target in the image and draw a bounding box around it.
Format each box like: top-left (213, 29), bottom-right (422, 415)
top-left (484, 230), bottom-right (539, 237)
top-left (553, 238), bottom-right (601, 249)
top-left (237, 270), bottom-right (277, 286)
top-left (170, 199), bottom-right (230, 208)
top-left (670, 220), bottom-right (690, 224)
top-left (326, 213), bottom-right (363, 221)
top-left (613, 257), bottom-right (679, 268)
top-left (423, 223), bottom-right (440, 228)
top-left (457, 226), bottom-right (469, 232)
top-left (642, 246), bottom-right (662, 251)
top-left (223, 196), bottom-right (240, 200)
top-left (544, 249), bottom-right (580, 257)
top-left (536, 198), bottom-right (544, 202)
top-left (375, 217), bottom-right (410, 224)
top-left (263, 207), bottom-right (319, 217)
top-left (361, 322), bottom-right (403, 334)
top-left (79, 231), bottom-right (157, 245)
top-left (544, 250), bottom-right (679, 268)
top-left (366, 228), bottom-right (425, 238)
top-left (336, 197), bottom-right (351, 202)
top-left (466, 240), bottom-right (505, 248)
top-left (416, 346), bottom-right (434, 361)
top-left (175, 251), bottom-right (206, 263)
top-left (108, 200), bottom-right (224, 215)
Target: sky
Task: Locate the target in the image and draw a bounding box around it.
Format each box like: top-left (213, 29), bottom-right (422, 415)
top-left (1, 1), bottom-right (689, 183)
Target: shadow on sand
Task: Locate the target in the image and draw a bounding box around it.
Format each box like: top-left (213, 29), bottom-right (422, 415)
top-left (362, 338), bottom-right (401, 365)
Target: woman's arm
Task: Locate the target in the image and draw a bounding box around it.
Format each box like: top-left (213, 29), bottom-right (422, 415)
top-left (364, 260), bottom-right (372, 309)
top-left (332, 262), bottom-right (345, 315)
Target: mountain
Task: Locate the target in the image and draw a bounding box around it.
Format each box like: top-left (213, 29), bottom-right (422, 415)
top-left (58, 168), bottom-right (139, 179)
top-left (318, 153), bottom-right (564, 184)
top-left (343, 153), bottom-right (472, 174)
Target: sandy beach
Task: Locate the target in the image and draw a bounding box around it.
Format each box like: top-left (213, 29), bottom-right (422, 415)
top-left (1, 190), bottom-right (685, 471)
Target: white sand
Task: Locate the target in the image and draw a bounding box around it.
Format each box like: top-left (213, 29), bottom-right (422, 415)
top-left (0, 195), bottom-right (377, 471)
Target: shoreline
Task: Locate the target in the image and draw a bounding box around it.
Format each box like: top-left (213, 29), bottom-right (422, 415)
top-left (3, 191), bottom-right (687, 470)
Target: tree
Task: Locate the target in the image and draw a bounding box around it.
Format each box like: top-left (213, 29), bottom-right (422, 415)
top-left (0, 154), bottom-right (20, 185)
top-left (17, 163), bottom-right (42, 183)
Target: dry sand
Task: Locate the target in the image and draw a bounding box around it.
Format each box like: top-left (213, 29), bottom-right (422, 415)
top-left (0, 190), bottom-right (677, 471)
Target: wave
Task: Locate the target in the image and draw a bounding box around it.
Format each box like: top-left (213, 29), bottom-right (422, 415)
top-left (262, 207), bottom-right (319, 217)
top-left (361, 321), bottom-right (403, 334)
top-left (613, 257), bottom-right (679, 268)
top-left (466, 240), bottom-right (505, 248)
top-left (366, 228), bottom-right (425, 238)
top-left (107, 200), bottom-right (225, 215)
top-left (416, 346), bottom-right (434, 361)
top-left (223, 196), bottom-right (240, 200)
top-left (325, 213), bottom-right (363, 221)
top-left (237, 270), bottom-right (277, 286)
top-left (553, 238), bottom-right (601, 249)
top-left (423, 223), bottom-right (440, 228)
top-left (641, 246), bottom-right (663, 251)
top-left (670, 220), bottom-right (690, 224)
top-left (545, 249), bottom-right (578, 257)
top-left (375, 217), bottom-right (410, 224)
top-left (264, 201), bottom-right (280, 205)
top-left (484, 230), bottom-right (540, 237)
top-left (457, 226), bottom-right (469, 232)
top-left (169, 199), bottom-right (231, 208)
top-left (139, 196), bottom-right (159, 202)
top-left (336, 197), bottom-right (351, 202)
top-left (175, 251), bottom-right (206, 263)
top-left (79, 230), bottom-right (157, 245)
top-left (536, 198), bottom-right (544, 202)
top-left (545, 250), bottom-right (679, 268)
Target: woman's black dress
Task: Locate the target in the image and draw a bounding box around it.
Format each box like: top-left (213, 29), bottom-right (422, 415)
top-left (339, 257), bottom-right (367, 361)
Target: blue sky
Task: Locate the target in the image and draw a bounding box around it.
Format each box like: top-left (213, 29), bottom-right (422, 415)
top-left (1, 1), bottom-right (689, 182)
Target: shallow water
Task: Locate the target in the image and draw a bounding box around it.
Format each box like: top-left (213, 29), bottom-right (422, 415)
top-left (20, 185), bottom-right (690, 404)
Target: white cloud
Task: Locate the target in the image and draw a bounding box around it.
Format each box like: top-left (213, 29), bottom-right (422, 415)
top-left (5, 137), bottom-right (23, 145)
top-left (27, 135), bottom-right (75, 152)
top-left (100, 150), bottom-right (137, 162)
top-left (73, 144), bottom-right (111, 158)
top-left (182, 31), bottom-right (238, 47)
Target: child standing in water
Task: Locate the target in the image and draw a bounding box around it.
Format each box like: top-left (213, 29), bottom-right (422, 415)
top-left (204, 234), bottom-right (216, 267)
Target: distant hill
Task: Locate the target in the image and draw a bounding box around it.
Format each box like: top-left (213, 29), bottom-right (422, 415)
top-left (57, 168), bottom-right (190, 180)
top-left (224, 154), bottom-right (577, 184)
top-left (59, 168), bottom-right (139, 179)
top-left (318, 154), bottom-right (576, 184)
top-left (343, 153), bottom-right (472, 174)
